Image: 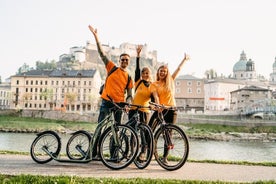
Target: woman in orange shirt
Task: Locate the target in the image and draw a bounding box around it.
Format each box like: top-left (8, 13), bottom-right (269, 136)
top-left (149, 53), bottom-right (189, 163)
top-left (129, 44), bottom-right (158, 124)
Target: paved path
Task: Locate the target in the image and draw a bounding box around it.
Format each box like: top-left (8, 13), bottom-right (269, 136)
top-left (0, 154), bottom-right (275, 183)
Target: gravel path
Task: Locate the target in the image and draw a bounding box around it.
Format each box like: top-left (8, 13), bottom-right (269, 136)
top-left (1, 154), bottom-right (276, 182)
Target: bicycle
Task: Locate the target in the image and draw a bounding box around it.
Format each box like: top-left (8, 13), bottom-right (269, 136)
top-left (124, 103), bottom-right (154, 169)
top-left (148, 102), bottom-right (189, 171)
top-left (30, 102), bottom-right (139, 170)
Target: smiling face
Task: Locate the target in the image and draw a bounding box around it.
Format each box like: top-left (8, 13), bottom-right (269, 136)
top-left (141, 67), bottom-right (151, 81)
top-left (119, 53), bottom-right (130, 69)
top-left (157, 65), bottom-right (168, 81)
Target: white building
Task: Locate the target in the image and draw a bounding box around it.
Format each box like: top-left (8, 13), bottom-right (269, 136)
top-left (233, 51), bottom-right (257, 81)
top-left (0, 82), bottom-right (11, 109)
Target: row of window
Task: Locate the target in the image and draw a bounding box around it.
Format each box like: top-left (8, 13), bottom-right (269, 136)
top-left (0, 91), bottom-right (10, 97)
top-left (51, 80), bottom-right (92, 86)
top-left (175, 81), bottom-right (202, 86)
top-left (0, 99), bottom-right (9, 105)
top-left (24, 103), bottom-right (94, 111)
top-left (16, 80), bottom-right (94, 87)
top-left (175, 88), bottom-right (202, 94)
top-left (24, 87), bottom-right (92, 94)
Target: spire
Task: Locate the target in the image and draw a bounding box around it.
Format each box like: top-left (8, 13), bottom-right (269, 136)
top-left (240, 50), bottom-right (247, 61)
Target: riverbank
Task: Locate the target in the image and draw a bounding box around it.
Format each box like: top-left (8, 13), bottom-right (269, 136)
top-left (1, 115), bottom-right (276, 142)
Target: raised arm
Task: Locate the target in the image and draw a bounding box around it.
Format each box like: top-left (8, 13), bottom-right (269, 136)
top-left (88, 25), bottom-right (109, 65)
top-left (171, 53), bottom-right (190, 79)
top-left (135, 45), bottom-right (143, 82)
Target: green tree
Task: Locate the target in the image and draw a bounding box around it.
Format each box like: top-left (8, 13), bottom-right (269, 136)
top-left (204, 69), bottom-right (217, 79)
top-left (36, 60), bottom-right (57, 70)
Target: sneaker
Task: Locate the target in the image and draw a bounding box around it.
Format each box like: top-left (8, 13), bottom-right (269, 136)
top-left (109, 157), bottom-right (120, 163)
top-left (92, 155), bottom-right (101, 161)
top-left (138, 153), bottom-right (146, 161)
top-left (161, 157), bottom-right (168, 165)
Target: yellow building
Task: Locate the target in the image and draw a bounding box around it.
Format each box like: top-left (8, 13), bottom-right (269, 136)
top-left (10, 69), bottom-right (101, 113)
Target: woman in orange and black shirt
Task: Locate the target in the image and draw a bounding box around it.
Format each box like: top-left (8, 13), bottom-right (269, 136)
top-left (128, 45), bottom-right (159, 124)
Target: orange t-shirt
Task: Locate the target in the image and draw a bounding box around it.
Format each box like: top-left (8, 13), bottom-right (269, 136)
top-left (152, 81), bottom-right (175, 106)
top-left (101, 61), bottom-right (133, 103)
top-left (132, 79), bottom-right (156, 112)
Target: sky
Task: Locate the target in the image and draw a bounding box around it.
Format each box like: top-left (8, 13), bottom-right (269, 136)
top-left (1, 0), bottom-right (276, 80)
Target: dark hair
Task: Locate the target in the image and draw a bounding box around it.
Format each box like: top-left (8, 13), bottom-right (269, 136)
top-left (120, 53), bottom-right (130, 58)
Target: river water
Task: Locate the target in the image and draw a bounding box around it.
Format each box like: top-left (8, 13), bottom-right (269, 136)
top-left (0, 132), bottom-right (275, 162)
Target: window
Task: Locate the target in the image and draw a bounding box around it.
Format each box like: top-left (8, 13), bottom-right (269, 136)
top-left (197, 88), bottom-right (201, 94)
top-left (26, 80), bottom-right (29, 85)
top-left (176, 81), bottom-right (180, 86)
top-left (187, 81), bottom-right (192, 86)
top-left (176, 88), bottom-right (180, 93)
top-left (188, 88), bottom-right (192, 93)
top-left (197, 81), bottom-right (201, 86)
top-left (16, 80), bottom-right (19, 85)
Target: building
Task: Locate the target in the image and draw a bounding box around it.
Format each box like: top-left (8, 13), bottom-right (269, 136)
top-left (233, 51), bottom-right (257, 81)
top-left (269, 57), bottom-right (276, 85)
top-left (0, 82), bottom-right (11, 109)
top-left (204, 78), bottom-right (273, 113)
top-left (230, 85), bottom-right (272, 112)
top-left (10, 69), bottom-right (101, 113)
top-left (174, 75), bottom-right (204, 112)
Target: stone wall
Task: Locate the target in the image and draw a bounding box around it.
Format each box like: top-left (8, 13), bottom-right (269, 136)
top-left (22, 110), bottom-right (99, 123)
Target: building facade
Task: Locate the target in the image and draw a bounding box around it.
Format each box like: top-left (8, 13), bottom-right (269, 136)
top-left (10, 69), bottom-right (101, 113)
top-left (0, 82), bottom-right (11, 109)
top-left (174, 75), bottom-right (204, 112)
top-left (230, 85), bottom-right (272, 112)
top-left (233, 51), bottom-right (257, 81)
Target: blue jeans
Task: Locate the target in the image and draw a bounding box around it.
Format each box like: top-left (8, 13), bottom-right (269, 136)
top-left (98, 99), bottom-right (123, 124)
top-left (93, 99), bottom-right (123, 157)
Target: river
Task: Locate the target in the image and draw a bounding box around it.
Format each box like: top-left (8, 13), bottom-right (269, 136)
top-left (0, 132), bottom-right (275, 162)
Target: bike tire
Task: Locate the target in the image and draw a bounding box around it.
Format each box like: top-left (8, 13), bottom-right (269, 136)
top-left (133, 123), bottom-right (154, 169)
top-left (154, 124), bottom-right (189, 171)
top-left (30, 130), bottom-right (61, 164)
top-left (99, 124), bottom-right (139, 170)
top-left (66, 130), bottom-right (92, 160)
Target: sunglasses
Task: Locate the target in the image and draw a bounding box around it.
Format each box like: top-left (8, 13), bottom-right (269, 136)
top-left (121, 59), bottom-right (129, 62)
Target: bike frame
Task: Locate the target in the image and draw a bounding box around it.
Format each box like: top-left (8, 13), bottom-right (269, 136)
top-left (42, 107), bottom-right (121, 163)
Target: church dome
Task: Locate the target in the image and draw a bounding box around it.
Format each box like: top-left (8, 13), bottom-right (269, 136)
top-left (233, 51), bottom-right (247, 72)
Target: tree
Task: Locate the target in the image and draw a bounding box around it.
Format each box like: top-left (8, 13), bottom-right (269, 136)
top-left (40, 88), bottom-right (54, 102)
top-left (36, 60), bottom-right (57, 70)
top-left (204, 69), bottom-right (217, 79)
top-left (17, 63), bottom-right (33, 74)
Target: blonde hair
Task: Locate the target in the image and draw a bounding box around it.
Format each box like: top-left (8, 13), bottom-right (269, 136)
top-left (156, 65), bottom-right (175, 93)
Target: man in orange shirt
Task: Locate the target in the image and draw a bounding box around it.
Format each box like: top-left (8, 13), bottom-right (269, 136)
top-left (88, 25), bottom-right (133, 158)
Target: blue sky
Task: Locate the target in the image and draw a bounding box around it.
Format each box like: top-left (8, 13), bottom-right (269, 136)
top-left (1, 0), bottom-right (276, 80)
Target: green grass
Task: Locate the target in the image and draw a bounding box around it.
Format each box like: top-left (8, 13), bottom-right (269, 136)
top-left (1, 115), bottom-right (275, 135)
top-left (0, 174), bottom-right (275, 184)
top-left (179, 123), bottom-right (276, 134)
top-left (0, 115), bottom-right (97, 133)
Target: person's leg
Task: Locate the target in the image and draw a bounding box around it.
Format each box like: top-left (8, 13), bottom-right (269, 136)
top-left (162, 110), bottom-right (177, 162)
top-left (148, 111), bottom-right (158, 131)
top-left (93, 99), bottom-right (111, 157)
